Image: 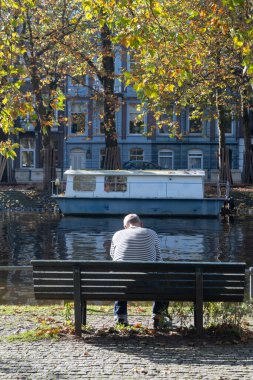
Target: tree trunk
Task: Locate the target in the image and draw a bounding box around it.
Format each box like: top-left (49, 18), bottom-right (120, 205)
top-left (101, 23), bottom-right (121, 169)
top-left (0, 156), bottom-right (7, 182)
top-left (30, 61), bottom-right (56, 190)
top-left (241, 98), bottom-right (253, 184)
top-left (42, 131), bottom-right (56, 191)
top-left (6, 159), bottom-right (15, 183)
top-left (216, 92), bottom-right (232, 184)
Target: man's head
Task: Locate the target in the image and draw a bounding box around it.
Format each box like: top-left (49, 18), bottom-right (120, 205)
top-left (123, 214), bottom-right (142, 228)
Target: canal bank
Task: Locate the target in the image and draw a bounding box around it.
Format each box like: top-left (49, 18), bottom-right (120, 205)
top-left (0, 184), bottom-right (252, 215)
top-left (0, 186), bottom-right (58, 212)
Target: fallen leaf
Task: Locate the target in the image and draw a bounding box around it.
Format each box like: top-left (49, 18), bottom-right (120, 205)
top-left (133, 367), bottom-right (148, 374)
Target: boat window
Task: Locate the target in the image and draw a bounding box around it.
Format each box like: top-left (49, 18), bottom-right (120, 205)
top-left (104, 176), bottom-right (127, 192)
top-left (73, 175), bottom-right (96, 191)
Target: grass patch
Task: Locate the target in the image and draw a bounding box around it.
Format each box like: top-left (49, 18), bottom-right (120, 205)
top-left (0, 304), bottom-right (65, 317)
top-left (0, 302), bottom-right (153, 318)
top-left (6, 329), bottom-right (60, 342)
top-left (1, 301), bottom-right (252, 342)
top-left (5, 325), bottom-right (76, 342)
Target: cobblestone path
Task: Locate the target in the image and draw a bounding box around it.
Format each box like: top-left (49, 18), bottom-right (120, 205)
top-left (0, 314), bottom-right (252, 380)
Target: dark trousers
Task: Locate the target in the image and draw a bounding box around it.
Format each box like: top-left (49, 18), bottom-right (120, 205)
top-left (114, 300), bottom-right (169, 321)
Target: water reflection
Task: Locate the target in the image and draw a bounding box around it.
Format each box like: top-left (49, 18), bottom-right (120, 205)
top-left (0, 212), bottom-right (253, 304)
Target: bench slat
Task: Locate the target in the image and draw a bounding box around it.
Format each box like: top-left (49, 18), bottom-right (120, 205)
top-left (34, 292), bottom-right (244, 302)
top-left (33, 278), bottom-right (245, 289)
top-left (32, 260), bottom-right (246, 274)
top-left (33, 271), bottom-right (245, 280)
top-left (33, 285), bottom-right (244, 297)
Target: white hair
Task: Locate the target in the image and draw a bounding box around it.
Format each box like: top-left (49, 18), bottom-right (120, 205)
top-left (123, 214), bottom-right (141, 227)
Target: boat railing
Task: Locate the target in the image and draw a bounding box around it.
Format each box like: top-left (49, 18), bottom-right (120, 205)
top-left (51, 180), bottom-right (66, 196)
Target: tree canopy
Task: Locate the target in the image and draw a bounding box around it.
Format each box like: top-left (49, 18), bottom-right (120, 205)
top-left (0, 0), bottom-right (253, 182)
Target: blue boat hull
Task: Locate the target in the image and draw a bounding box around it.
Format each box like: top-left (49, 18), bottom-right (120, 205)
top-left (54, 197), bottom-right (225, 217)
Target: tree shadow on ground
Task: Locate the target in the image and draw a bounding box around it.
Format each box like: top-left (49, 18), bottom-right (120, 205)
top-left (81, 330), bottom-right (253, 367)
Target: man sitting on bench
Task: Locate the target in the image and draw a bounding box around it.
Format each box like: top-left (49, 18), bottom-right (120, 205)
top-left (110, 213), bottom-right (171, 329)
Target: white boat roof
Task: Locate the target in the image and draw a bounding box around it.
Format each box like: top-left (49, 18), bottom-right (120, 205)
top-left (64, 169), bottom-right (205, 177)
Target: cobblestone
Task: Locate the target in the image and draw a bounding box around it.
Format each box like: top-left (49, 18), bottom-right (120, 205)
top-left (0, 314), bottom-right (253, 379)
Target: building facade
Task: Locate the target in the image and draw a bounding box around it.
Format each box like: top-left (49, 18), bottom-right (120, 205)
top-left (10, 50), bottom-right (253, 185)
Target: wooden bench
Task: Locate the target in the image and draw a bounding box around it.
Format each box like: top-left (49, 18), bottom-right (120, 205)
top-left (31, 260), bottom-right (246, 336)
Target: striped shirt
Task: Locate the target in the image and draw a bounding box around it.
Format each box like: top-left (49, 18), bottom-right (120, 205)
top-left (110, 226), bottom-right (161, 262)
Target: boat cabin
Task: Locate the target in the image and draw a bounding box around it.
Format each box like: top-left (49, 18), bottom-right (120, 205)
top-left (62, 169), bottom-right (205, 199)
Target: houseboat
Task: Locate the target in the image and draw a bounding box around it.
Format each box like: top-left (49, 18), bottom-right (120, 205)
top-left (52, 169), bottom-right (226, 217)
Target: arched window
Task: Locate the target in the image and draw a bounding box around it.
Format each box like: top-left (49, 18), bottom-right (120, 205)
top-left (70, 148), bottom-right (86, 170)
top-left (158, 150), bottom-right (174, 169)
top-left (188, 149), bottom-right (203, 169)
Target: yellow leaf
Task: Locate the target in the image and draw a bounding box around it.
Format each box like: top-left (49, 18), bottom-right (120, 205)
top-left (165, 84), bottom-right (175, 92)
top-left (233, 36), bottom-right (244, 47)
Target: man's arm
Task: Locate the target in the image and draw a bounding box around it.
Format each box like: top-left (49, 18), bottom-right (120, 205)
top-left (110, 238), bottom-right (115, 260)
top-left (154, 233), bottom-right (162, 261)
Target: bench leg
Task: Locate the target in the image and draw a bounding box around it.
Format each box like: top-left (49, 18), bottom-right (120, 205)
top-left (82, 300), bottom-right (87, 325)
top-left (194, 301), bottom-right (203, 335)
top-left (194, 268), bottom-right (203, 335)
top-left (74, 267), bottom-right (82, 337)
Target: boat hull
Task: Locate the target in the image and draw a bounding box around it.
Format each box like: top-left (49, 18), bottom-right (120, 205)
top-left (54, 197), bottom-right (225, 217)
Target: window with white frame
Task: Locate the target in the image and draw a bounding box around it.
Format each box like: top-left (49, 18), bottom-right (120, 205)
top-left (20, 137), bottom-right (35, 168)
top-left (67, 75), bottom-right (87, 95)
top-left (70, 148), bottom-right (86, 169)
top-left (215, 113), bottom-right (235, 136)
top-left (158, 107), bottom-right (176, 134)
top-left (129, 52), bottom-right (135, 70)
top-left (100, 148), bottom-right (106, 169)
top-left (223, 112), bottom-right (233, 134)
top-left (70, 102), bottom-right (87, 135)
top-left (158, 150), bottom-right (174, 169)
top-left (187, 108), bottom-right (202, 134)
top-left (52, 109), bottom-right (59, 131)
top-left (188, 149), bottom-right (203, 169)
top-left (127, 51), bottom-right (138, 72)
top-left (128, 104), bottom-right (145, 134)
top-left (94, 102), bottom-right (105, 135)
top-left (129, 147), bottom-right (144, 161)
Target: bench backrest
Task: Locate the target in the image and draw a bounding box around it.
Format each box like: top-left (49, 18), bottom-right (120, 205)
top-left (31, 260), bottom-right (246, 302)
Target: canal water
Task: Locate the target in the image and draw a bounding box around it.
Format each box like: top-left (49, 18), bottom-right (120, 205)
top-left (0, 212), bottom-right (252, 304)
